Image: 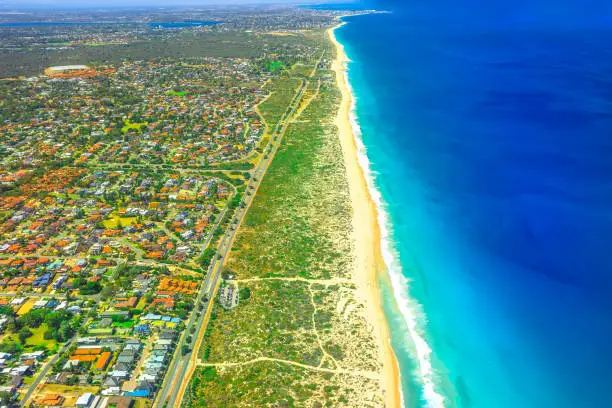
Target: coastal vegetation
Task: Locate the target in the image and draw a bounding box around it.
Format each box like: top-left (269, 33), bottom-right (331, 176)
top-left (258, 76), bottom-right (302, 127)
top-left (185, 31), bottom-right (385, 406)
top-left (186, 362), bottom-right (381, 407)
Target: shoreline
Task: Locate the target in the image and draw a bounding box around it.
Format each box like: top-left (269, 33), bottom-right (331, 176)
top-left (328, 23), bottom-right (403, 408)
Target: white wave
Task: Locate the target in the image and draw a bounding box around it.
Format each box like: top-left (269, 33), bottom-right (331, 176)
top-left (343, 64), bottom-right (447, 408)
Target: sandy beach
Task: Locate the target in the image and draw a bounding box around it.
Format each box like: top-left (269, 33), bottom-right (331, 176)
top-left (329, 23), bottom-right (403, 408)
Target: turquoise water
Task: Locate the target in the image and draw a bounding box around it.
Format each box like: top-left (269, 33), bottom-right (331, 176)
top-left (336, 5), bottom-right (612, 408)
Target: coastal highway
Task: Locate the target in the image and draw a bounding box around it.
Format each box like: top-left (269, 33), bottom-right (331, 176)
top-left (153, 67), bottom-right (315, 408)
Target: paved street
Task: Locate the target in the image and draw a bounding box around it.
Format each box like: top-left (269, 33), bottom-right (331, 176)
top-left (152, 55), bottom-right (322, 408)
top-left (20, 337), bottom-right (75, 406)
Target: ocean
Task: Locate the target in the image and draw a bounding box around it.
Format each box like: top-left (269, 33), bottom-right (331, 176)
top-left (335, 2), bottom-right (612, 407)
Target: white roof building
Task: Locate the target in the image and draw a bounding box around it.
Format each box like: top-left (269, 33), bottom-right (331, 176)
top-left (76, 392), bottom-right (94, 407)
top-left (48, 65), bottom-right (88, 72)
top-left (10, 297), bottom-right (25, 306)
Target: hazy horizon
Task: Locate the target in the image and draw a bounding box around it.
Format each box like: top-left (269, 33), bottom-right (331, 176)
top-left (0, 0), bottom-right (356, 10)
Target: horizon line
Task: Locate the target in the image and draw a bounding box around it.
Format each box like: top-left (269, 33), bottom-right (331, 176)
top-left (0, 0), bottom-right (359, 11)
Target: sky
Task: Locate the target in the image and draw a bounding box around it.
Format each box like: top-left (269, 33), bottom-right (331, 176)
top-left (0, 0), bottom-right (347, 8)
top-left (3, 0), bottom-right (611, 25)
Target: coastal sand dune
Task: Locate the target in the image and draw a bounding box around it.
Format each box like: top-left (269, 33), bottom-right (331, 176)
top-left (328, 23), bottom-right (402, 408)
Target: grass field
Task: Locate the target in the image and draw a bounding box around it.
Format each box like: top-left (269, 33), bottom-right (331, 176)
top-left (121, 120), bottom-right (147, 134)
top-left (136, 298), bottom-right (147, 310)
top-left (258, 77), bottom-right (302, 127)
top-left (88, 327), bottom-right (113, 335)
top-left (103, 215), bottom-right (138, 229)
top-left (41, 384), bottom-right (100, 394)
top-left (266, 60), bottom-right (286, 72)
top-left (25, 324), bottom-right (57, 349)
top-left (17, 299), bottom-right (36, 316)
top-left (37, 384), bottom-right (100, 406)
top-left (113, 320), bottom-right (136, 328)
top-left (133, 398), bottom-right (152, 408)
top-left (290, 63), bottom-right (314, 77)
top-left (3, 323), bottom-right (58, 352)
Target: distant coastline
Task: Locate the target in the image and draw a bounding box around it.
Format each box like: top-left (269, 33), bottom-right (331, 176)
top-left (329, 20), bottom-right (403, 408)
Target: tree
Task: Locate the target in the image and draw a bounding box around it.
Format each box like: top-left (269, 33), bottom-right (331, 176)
top-left (58, 321), bottom-right (72, 343)
top-left (198, 248), bottom-right (216, 270)
top-left (100, 284), bottom-right (118, 300)
top-left (0, 390), bottom-right (13, 405)
top-left (239, 287), bottom-right (251, 301)
top-left (19, 309), bottom-right (47, 329)
top-left (222, 268), bottom-right (236, 280)
top-left (0, 339), bottom-right (19, 354)
top-left (18, 327), bottom-right (32, 345)
top-left (0, 306), bottom-right (15, 317)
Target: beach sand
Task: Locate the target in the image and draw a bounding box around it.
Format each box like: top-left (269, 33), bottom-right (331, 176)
top-left (329, 23), bottom-right (403, 408)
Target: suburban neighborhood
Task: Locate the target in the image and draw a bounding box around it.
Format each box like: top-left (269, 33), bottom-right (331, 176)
top-left (0, 4), bottom-right (367, 407)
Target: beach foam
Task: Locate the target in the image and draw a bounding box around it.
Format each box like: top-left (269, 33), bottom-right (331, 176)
top-left (332, 7), bottom-right (612, 407)
top-left (340, 49), bottom-right (446, 408)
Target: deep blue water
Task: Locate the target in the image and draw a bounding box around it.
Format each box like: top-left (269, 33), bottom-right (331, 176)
top-left (336, 3), bottom-right (612, 408)
top-left (148, 21), bottom-right (217, 29)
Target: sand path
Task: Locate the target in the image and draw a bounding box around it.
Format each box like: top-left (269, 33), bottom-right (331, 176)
top-left (197, 356), bottom-right (380, 380)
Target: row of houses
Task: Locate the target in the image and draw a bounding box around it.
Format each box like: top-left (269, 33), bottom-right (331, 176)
top-left (129, 328), bottom-right (177, 398)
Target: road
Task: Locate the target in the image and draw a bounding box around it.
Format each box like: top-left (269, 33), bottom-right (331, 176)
top-left (4, 172), bottom-right (238, 407)
top-left (20, 337), bottom-right (75, 406)
top-left (153, 55), bottom-right (323, 408)
top-left (0, 175), bottom-right (235, 267)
